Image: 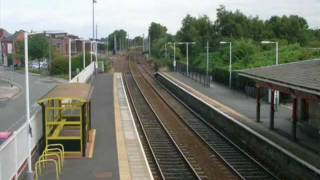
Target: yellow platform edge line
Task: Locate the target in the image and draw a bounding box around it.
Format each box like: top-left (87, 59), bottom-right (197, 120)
top-left (113, 73), bottom-right (131, 180)
top-left (87, 129), bottom-right (97, 159)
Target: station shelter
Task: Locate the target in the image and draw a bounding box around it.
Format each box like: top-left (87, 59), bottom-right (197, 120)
top-left (239, 59), bottom-right (320, 141)
top-left (38, 83), bottom-right (93, 157)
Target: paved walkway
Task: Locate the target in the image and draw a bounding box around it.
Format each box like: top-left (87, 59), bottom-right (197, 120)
top-left (163, 72), bottom-right (320, 168)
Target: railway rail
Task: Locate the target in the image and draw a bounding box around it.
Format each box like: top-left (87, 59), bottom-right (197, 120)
top-left (125, 52), bottom-right (239, 180)
top-left (124, 61), bottom-right (201, 179)
top-left (136, 57), bottom-right (279, 180)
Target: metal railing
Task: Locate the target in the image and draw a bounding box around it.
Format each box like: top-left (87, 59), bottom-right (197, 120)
top-left (70, 62), bottom-right (95, 83)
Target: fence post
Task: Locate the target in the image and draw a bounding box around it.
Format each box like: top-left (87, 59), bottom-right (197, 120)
top-left (14, 132), bottom-right (18, 179)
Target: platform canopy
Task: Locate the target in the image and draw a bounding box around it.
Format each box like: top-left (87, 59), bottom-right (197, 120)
top-left (38, 83), bottom-right (93, 104)
top-left (238, 59), bottom-right (320, 140)
top-left (238, 59), bottom-right (320, 98)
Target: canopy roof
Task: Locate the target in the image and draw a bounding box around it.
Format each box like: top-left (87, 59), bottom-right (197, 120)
top-left (38, 83), bottom-right (93, 104)
top-left (238, 59), bottom-right (320, 96)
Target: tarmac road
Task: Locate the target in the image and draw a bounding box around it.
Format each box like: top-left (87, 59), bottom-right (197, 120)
top-left (0, 66), bottom-right (66, 131)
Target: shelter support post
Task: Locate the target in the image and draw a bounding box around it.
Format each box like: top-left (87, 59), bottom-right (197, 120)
top-left (292, 98), bottom-right (298, 141)
top-left (256, 86), bottom-right (261, 123)
top-left (270, 89), bottom-right (275, 130)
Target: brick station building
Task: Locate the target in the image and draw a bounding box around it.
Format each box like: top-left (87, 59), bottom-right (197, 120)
top-left (239, 59), bottom-right (320, 141)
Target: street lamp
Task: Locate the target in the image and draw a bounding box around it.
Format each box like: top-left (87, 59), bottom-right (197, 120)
top-left (177, 42), bottom-right (196, 75)
top-left (164, 43), bottom-right (167, 58)
top-left (142, 34), bottom-right (145, 52)
top-left (23, 31), bottom-right (34, 180)
top-left (24, 31), bottom-right (50, 179)
top-left (167, 42), bottom-right (176, 71)
top-left (261, 40), bottom-right (280, 105)
top-left (261, 40), bottom-right (279, 65)
top-left (220, 41), bottom-right (232, 88)
top-left (206, 41), bottom-right (209, 84)
top-left (69, 38), bottom-right (85, 81)
top-left (92, 0), bottom-right (97, 40)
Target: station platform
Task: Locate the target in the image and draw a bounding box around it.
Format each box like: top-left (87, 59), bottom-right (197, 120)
top-left (160, 72), bottom-right (320, 169)
top-left (35, 73), bottom-right (152, 180)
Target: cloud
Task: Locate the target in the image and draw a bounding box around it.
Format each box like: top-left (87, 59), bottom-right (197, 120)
top-left (1, 0), bottom-right (319, 38)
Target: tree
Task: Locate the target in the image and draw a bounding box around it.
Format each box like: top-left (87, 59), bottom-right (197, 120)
top-left (29, 34), bottom-right (49, 70)
top-left (148, 22), bottom-right (168, 57)
top-left (176, 14), bottom-right (214, 57)
top-left (266, 15), bottom-right (308, 44)
top-left (107, 29), bottom-right (127, 51)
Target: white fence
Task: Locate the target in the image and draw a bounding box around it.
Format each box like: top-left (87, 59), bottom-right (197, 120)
top-left (0, 107), bottom-right (42, 180)
top-left (0, 63), bottom-right (94, 179)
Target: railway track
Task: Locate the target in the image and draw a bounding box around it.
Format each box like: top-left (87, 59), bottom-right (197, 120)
top-left (126, 53), bottom-right (240, 180)
top-left (136, 59), bottom-right (279, 180)
top-left (123, 64), bottom-right (201, 178)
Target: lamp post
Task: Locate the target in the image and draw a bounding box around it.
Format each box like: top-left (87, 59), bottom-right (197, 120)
top-left (142, 34), bottom-right (145, 52)
top-left (83, 40), bottom-right (86, 69)
top-left (261, 40), bottom-right (279, 65)
top-left (206, 41), bottom-right (209, 85)
top-left (24, 31), bottom-right (50, 179)
top-left (69, 38), bottom-right (72, 81)
top-left (167, 42), bottom-right (176, 71)
top-left (69, 38), bottom-right (85, 81)
top-left (164, 43), bottom-right (167, 58)
top-left (177, 42), bottom-right (195, 75)
top-left (92, 0), bottom-right (97, 40)
top-left (220, 41), bottom-right (232, 88)
top-left (261, 40), bottom-right (280, 105)
top-left (24, 31), bottom-right (34, 180)
top-left (149, 35), bottom-right (151, 57)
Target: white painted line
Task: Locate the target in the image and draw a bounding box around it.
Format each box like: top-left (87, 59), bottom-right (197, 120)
top-left (120, 73), bottom-right (154, 180)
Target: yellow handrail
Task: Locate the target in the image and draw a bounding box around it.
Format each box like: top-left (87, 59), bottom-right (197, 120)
top-left (43, 148), bottom-right (64, 168)
top-left (35, 159), bottom-right (59, 180)
top-left (39, 153), bottom-right (62, 174)
top-left (46, 144), bottom-right (65, 160)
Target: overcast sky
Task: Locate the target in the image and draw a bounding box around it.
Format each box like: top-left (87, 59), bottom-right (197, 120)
top-left (0, 0), bottom-right (319, 38)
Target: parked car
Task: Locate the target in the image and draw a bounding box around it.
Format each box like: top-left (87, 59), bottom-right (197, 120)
top-left (0, 131), bottom-right (12, 145)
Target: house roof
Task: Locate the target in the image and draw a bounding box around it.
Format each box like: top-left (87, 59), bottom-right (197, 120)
top-left (0, 28), bottom-right (11, 40)
top-left (6, 30), bottom-right (24, 41)
top-left (38, 83), bottom-right (93, 104)
top-left (238, 59), bottom-right (320, 96)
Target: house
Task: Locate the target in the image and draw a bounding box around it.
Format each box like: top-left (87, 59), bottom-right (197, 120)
top-left (44, 32), bottom-right (84, 56)
top-left (0, 29), bottom-right (25, 66)
top-left (0, 28), bottom-right (12, 66)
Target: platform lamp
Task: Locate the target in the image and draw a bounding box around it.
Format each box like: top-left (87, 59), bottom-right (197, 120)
top-left (261, 40), bottom-right (280, 106)
top-left (24, 31), bottom-right (48, 180)
top-left (219, 41), bottom-right (232, 88)
top-left (177, 42), bottom-right (195, 75)
top-left (167, 42), bottom-right (176, 72)
top-left (69, 38), bottom-right (85, 82)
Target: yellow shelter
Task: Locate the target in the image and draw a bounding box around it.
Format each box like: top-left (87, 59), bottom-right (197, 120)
top-left (38, 83), bottom-right (93, 157)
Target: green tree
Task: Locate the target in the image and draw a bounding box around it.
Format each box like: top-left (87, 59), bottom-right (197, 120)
top-left (266, 15), bottom-right (308, 44)
top-left (148, 22), bottom-right (168, 57)
top-left (148, 22), bottom-right (168, 43)
top-left (107, 29), bottom-right (127, 51)
top-left (29, 34), bottom-right (49, 70)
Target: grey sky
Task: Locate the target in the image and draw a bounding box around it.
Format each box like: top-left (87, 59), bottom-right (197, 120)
top-left (0, 0), bottom-right (319, 38)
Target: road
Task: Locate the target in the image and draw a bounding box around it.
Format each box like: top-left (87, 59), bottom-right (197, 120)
top-left (0, 66), bottom-right (66, 131)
